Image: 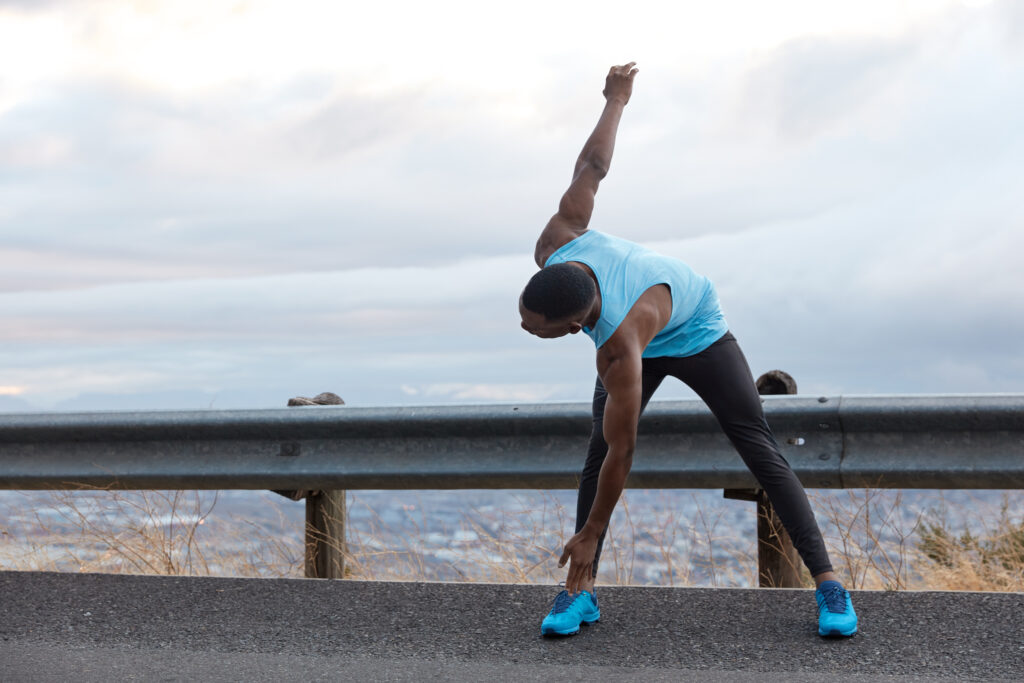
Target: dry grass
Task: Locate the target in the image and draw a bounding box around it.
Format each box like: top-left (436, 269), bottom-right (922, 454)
top-left (340, 492), bottom-right (571, 584)
top-left (809, 489), bottom-right (1024, 592)
top-left (1, 488), bottom-right (1022, 591)
top-left (911, 495), bottom-right (1024, 591)
top-left (810, 488), bottom-right (917, 590)
top-left (0, 489), bottom-right (302, 578)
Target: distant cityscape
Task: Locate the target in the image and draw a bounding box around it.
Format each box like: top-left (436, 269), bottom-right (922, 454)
top-left (2, 487), bottom-right (1016, 587)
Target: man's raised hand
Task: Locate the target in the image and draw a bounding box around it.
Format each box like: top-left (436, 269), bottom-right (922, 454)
top-left (603, 62), bottom-right (639, 106)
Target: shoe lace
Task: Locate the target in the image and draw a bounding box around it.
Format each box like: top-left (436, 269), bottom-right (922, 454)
top-left (550, 590), bottom-right (576, 615)
top-left (820, 584), bottom-right (847, 614)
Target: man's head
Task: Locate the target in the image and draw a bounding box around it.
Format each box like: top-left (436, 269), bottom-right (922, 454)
top-left (519, 263), bottom-right (596, 339)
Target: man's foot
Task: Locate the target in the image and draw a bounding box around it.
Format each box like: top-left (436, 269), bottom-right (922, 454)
top-left (540, 589), bottom-right (600, 636)
top-left (816, 580), bottom-right (857, 637)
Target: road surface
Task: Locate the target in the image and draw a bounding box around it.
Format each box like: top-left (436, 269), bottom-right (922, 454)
top-left (1, 571), bottom-right (1021, 681)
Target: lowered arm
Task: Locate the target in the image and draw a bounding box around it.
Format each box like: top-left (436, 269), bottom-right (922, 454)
top-left (559, 345), bottom-right (643, 592)
top-left (557, 285), bottom-right (671, 593)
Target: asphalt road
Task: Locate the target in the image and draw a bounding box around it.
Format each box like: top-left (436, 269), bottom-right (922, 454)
top-left (1, 571), bottom-right (1021, 682)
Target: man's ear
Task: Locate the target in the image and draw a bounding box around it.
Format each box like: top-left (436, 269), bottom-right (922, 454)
top-left (568, 321), bottom-right (583, 334)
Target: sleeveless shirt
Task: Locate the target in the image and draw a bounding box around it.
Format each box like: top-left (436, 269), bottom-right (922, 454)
top-left (544, 231), bottom-right (727, 358)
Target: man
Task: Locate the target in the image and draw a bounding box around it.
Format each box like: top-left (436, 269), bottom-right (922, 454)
top-left (518, 63), bottom-right (858, 638)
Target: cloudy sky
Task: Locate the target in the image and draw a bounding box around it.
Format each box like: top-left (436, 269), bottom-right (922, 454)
top-left (1, 0), bottom-right (1022, 412)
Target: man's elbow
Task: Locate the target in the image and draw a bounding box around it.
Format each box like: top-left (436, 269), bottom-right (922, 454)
top-left (576, 156), bottom-right (609, 180)
top-left (590, 160), bottom-right (610, 179)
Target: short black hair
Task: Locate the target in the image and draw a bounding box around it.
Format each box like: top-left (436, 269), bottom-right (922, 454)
top-left (521, 264), bottom-right (596, 320)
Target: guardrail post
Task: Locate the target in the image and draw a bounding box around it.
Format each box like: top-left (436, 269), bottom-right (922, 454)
top-left (280, 392), bottom-right (348, 579)
top-left (723, 370), bottom-right (803, 588)
top-left (305, 490), bottom-right (347, 579)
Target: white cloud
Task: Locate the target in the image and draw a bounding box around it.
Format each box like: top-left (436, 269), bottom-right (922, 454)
top-left (1, 0), bottom-right (1022, 410)
top-left (419, 383), bottom-right (580, 403)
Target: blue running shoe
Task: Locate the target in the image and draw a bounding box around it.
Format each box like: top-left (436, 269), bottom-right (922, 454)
top-left (816, 580), bottom-right (857, 637)
top-left (541, 589), bottom-right (600, 636)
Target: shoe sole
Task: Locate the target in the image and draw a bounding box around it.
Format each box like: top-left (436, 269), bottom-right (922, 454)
top-left (541, 617), bottom-right (600, 637)
top-left (819, 626), bottom-right (857, 637)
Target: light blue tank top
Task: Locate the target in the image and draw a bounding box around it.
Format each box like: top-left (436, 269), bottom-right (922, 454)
top-left (545, 231), bottom-right (727, 358)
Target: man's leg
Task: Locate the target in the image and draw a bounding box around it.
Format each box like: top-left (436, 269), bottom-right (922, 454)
top-left (661, 332), bottom-right (833, 578)
top-left (660, 332), bottom-right (856, 636)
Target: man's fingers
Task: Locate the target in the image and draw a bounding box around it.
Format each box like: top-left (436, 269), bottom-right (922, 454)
top-left (566, 563), bottom-right (581, 593)
top-left (567, 560), bottom-right (590, 594)
top-left (558, 544), bottom-right (570, 568)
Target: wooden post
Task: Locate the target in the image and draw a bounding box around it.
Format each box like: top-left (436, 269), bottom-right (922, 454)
top-left (723, 370), bottom-right (803, 588)
top-left (277, 392), bottom-right (348, 579)
top-left (305, 490), bottom-right (347, 579)
top-left (753, 488), bottom-right (802, 587)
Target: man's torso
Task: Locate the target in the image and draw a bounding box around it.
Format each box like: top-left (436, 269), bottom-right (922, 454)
top-left (544, 230), bottom-right (728, 358)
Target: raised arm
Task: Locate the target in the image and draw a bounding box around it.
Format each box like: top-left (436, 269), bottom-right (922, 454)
top-left (533, 62), bottom-right (639, 267)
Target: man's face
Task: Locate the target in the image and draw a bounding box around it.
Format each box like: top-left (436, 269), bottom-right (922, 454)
top-left (518, 298), bottom-right (583, 339)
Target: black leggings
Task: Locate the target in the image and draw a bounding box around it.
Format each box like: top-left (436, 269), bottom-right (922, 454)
top-left (576, 331), bottom-right (834, 578)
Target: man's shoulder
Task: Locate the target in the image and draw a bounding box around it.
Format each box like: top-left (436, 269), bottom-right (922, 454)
top-left (536, 222), bottom-right (592, 267)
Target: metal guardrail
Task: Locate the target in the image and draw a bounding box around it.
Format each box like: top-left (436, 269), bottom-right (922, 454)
top-left (2, 394), bottom-right (1022, 490)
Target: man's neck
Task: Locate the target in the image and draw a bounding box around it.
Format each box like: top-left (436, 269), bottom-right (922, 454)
top-left (566, 260), bottom-right (602, 329)
top-left (583, 293), bottom-right (601, 329)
